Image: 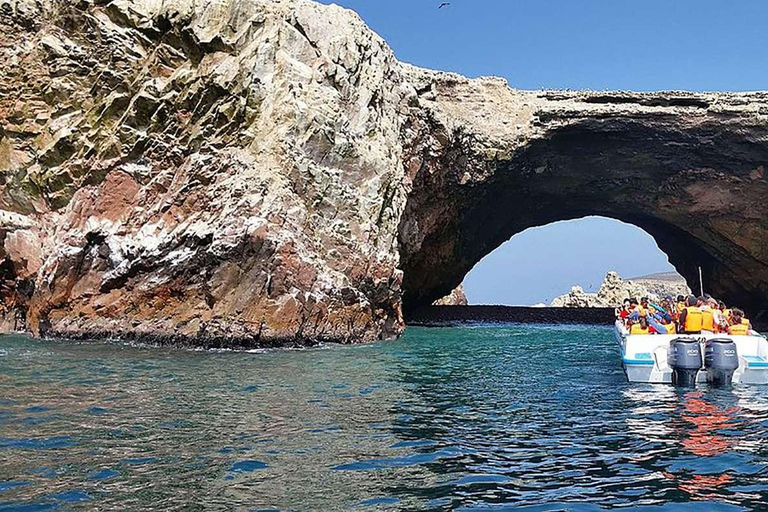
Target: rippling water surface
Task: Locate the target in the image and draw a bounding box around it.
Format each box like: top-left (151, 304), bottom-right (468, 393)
top-left (2, 325), bottom-right (768, 510)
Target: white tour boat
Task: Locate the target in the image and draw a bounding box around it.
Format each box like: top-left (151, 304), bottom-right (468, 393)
top-left (615, 320), bottom-right (768, 385)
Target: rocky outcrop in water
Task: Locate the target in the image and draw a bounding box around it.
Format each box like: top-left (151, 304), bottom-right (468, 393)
top-left (432, 284), bottom-right (468, 306)
top-left (550, 286), bottom-right (603, 308)
top-left (2, 0), bottom-right (768, 345)
top-left (550, 271), bottom-right (691, 308)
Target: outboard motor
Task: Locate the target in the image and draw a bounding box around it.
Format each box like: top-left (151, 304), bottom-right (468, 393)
top-left (668, 338), bottom-right (702, 387)
top-left (705, 338), bottom-right (740, 387)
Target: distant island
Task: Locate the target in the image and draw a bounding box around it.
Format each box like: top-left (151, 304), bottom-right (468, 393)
top-left (432, 271), bottom-right (690, 309)
top-left (550, 271), bottom-right (691, 308)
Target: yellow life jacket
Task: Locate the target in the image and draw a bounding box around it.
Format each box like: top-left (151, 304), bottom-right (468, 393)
top-left (742, 317), bottom-right (750, 326)
top-left (677, 302), bottom-right (686, 314)
top-left (630, 324), bottom-right (649, 335)
top-left (683, 306), bottom-right (703, 333)
top-left (728, 323), bottom-right (749, 336)
top-left (701, 309), bottom-right (715, 331)
top-left (666, 323), bottom-right (677, 335)
top-left (722, 309), bottom-right (731, 321)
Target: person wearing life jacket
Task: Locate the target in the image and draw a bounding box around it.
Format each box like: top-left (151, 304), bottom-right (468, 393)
top-left (648, 300), bottom-right (675, 333)
top-left (628, 298), bottom-right (668, 334)
top-left (727, 309), bottom-right (750, 335)
top-left (638, 297), bottom-right (650, 317)
top-left (719, 301), bottom-right (732, 321)
top-left (700, 298), bottom-right (717, 333)
top-left (678, 295), bottom-right (703, 334)
top-left (706, 298), bottom-right (726, 333)
top-left (736, 308), bottom-right (751, 329)
top-left (630, 316), bottom-right (650, 335)
top-left (716, 300), bottom-right (730, 333)
top-left (676, 295), bottom-right (686, 317)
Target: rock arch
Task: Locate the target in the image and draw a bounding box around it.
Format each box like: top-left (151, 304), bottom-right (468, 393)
top-left (3, 0), bottom-right (768, 344)
top-left (398, 70), bottom-right (768, 320)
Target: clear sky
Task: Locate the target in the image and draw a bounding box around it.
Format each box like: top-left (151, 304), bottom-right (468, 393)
top-left (317, 0), bottom-right (766, 304)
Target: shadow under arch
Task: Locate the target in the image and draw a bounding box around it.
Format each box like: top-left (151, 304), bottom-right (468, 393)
top-left (398, 113), bottom-right (768, 319)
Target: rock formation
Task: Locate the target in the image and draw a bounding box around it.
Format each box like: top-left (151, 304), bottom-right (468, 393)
top-left (432, 284), bottom-right (468, 306)
top-left (550, 271), bottom-right (691, 308)
top-left (550, 286), bottom-right (603, 309)
top-left (1, 0), bottom-right (409, 345)
top-left (621, 272), bottom-right (692, 304)
top-left (398, 74), bottom-right (768, 319)
top-left (2, 0), bottom-right (768, 346)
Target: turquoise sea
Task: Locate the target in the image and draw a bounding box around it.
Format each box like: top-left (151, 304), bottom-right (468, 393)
top-left (1, 325), bottom-right (767, 511)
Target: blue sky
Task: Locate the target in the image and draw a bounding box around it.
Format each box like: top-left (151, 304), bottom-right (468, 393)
top-left (317, 0), bottom-right (766, 304)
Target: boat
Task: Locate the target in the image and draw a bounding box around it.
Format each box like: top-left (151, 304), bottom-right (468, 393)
top-left (615, 320), bottom-right (768, 385)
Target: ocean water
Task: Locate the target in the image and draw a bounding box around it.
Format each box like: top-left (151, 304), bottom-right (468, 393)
top-left (1, 325), bottom-right (768, 511)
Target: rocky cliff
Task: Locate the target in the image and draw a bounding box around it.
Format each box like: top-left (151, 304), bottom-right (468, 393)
top-left (1, 0), bottom-right (410, 345)
top-left (3, 0), bottom-right (768, 346)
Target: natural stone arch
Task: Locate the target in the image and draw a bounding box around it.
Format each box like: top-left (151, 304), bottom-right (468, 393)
top-left (4, 0), bottom-right (768, 344)
top-left (398, 71), bottom-right (768, 320)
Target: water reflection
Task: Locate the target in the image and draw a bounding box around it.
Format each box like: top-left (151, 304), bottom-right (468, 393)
top-left (679, 391), bottom-right (739, 457)
top-left (624, 384), bottom-right (768, 507)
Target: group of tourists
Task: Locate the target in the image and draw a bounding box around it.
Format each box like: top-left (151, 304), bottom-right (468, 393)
top-left (617, 294), bottom-right (752, 336)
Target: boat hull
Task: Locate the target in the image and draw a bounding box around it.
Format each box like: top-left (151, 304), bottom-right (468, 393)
top-left (615, 320), bottom-right (768, 385)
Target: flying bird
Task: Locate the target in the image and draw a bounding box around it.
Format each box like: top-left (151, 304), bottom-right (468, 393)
top-left (439, 2), bottom-right (450, 8)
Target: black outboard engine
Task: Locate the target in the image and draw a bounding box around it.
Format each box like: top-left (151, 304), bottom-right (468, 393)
top-left (668, 338), bottom-right (702, 387)
top-left (705, 338), bottom-right (740, 387)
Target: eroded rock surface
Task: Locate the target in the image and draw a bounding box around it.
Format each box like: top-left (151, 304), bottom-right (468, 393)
top-left (2, 0), bottom-right (768, 345)
top-left (1, 0), bottom-right (409, 345)
top-left (550, 271), bottom-right (692, 308)
top-left (550, 286), bottom-right (603, 308)
top-left (399, 70), bottom-right (768, 319)
top-left (432, 284), bottom-right (468, 306)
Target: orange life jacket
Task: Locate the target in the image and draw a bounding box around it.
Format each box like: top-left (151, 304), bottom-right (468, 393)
top-left (728, 323), bottom-right (749, 336)
top-left (683, 306), bottom-right (703, 333)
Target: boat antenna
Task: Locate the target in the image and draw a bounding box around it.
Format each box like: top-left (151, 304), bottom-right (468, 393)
top-left (698, 266), bottom-right (704, 296)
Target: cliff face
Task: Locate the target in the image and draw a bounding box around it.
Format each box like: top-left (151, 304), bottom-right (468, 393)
top-left (3, 0), bottom-right (768, 345)
top-left (1, 0), bottom-right (411, 345)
